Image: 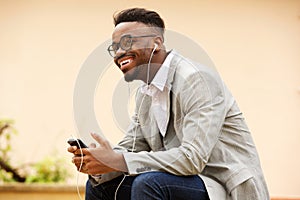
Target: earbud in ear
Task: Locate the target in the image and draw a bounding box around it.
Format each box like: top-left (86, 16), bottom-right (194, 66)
top-left (153, 43), bottom-right (158, 51)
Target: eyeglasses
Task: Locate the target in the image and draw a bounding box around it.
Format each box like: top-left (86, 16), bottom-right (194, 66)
top-left (107, 34), bottom-right (157, 57)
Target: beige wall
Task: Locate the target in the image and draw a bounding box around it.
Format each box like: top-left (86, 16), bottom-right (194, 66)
top-left (0, 0), bottom-right (299, 197)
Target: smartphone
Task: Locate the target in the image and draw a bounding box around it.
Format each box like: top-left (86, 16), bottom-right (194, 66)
top-left (67, 138), bottom-right (88, 148)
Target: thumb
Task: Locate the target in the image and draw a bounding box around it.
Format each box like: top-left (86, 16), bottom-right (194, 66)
top-left (90, 132), bottom-right (107, 146)
top-left (88, 143), bottom-right (96, 148)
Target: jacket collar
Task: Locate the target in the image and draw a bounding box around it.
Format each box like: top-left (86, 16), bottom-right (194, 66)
top-left (164, 50), bottom-right (183, 135)
top-left (165, 50), bottom-right (183, 92)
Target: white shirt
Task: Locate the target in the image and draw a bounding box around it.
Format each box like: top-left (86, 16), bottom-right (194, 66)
top-left (140, 51), bottom-right (174, 136)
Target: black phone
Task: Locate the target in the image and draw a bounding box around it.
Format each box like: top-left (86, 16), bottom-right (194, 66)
top-left (67, 138), bottom-right (88, 148)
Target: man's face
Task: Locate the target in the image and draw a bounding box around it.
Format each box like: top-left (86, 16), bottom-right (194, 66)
top-left (111, 22), bottom-right (156, 82)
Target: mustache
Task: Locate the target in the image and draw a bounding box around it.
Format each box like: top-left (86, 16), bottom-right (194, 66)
top-left (115, 53), bottom-right (126, 61)
top-left (115, 52), bottom-right (135, 62)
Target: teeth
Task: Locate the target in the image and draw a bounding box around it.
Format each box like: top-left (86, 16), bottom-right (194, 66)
top-left (120, 59), bottom-right (131, 66)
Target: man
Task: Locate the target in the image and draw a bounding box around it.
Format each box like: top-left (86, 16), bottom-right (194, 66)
top-left (68, 8), bottom-right (269, 200)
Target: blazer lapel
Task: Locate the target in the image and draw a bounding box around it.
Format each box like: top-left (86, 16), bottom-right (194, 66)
top-left (164, 51), bottom-right (182, 135)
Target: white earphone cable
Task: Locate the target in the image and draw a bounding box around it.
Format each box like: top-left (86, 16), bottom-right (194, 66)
top-left (114, 45), bottom-right (157, 200)
top-left (70, 135), bottom-right (84, 200)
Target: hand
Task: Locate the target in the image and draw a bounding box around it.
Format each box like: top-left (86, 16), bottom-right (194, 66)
top-left (67, 141), bottom-right (96, 174)
top-left (71, 133), bottom-right (128, 175)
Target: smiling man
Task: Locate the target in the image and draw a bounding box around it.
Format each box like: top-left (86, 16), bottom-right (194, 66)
top-left (109, 18), bottom-right (166, 83)
top-left (68, 8), bottom-right (269, 200)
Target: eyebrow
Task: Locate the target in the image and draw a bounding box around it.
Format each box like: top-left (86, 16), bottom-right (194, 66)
top-left (112, 34), bottom-right (131, 44)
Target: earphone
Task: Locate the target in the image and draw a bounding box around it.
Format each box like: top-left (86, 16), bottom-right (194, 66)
top-left (69, 135), bottom-right (85, 200)
top-left (71, 41), bottom-right (159, 200)
top-left (153, 43), bottom-right (158, 51)
top-left (145, 42), bottom-right (158, 85)
top-left (114, 42), bottom-right (158, 200)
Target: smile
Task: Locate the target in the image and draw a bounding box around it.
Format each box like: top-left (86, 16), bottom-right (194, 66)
top-left (118, 57), bottom-right (134, 72)
top-left (120, 58), bottom-right (132, 67)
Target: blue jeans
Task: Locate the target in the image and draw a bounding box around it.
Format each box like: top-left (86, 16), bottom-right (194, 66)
top-left (86, 172), bottom-right (209, 200)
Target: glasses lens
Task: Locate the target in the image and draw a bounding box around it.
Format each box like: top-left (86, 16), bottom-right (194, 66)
top-left (108, 45), bottom-right (116, 57)
top-left (120, 36), bottom-right (132, 51)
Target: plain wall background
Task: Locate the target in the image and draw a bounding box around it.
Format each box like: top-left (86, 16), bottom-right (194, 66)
top-left (0, 0), bottom-right (299, 197)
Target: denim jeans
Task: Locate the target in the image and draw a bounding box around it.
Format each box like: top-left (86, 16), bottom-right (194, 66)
top-left (85, 172), bottom-right (209, 200)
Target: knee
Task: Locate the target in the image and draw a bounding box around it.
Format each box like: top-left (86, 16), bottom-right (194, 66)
top-left (132, 172), bottom-right (164, 192)
top-left (85, 180), bottom-right (94, 198)
top-left (85, 180), bottom-right (105, 200)
top-left (86, 180), bottom-right (93, 193)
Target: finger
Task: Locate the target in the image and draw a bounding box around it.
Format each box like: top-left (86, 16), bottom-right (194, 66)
top-left (91, 132), bottom-right (107, 146)
top-left (67, 146), bottom-right (77, 153)
top-left (74, 148), bottom-right (90, 156)
top-left (72, 155), bottom-right (84, 164)
top-left (73, 160), bottom-right (83, 170)
top-left (80, 165), bottom-right (89, 174)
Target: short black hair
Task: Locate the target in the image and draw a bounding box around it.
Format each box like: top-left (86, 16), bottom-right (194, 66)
top-left (113, 8), bottom-right (165, 38)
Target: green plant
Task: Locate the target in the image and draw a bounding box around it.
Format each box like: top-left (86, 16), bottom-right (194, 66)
top-left (0, 118), bottom-right (72, 183)
top-left (0, 119), bottom-right (16, 160)
top-left (25, 154), bottom-right (71, 183)
top-left (0, 119), bottom-right (25, 182)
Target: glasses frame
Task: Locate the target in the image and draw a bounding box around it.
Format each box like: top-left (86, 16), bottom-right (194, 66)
top-left (107, 34), bottom-right (157, 57)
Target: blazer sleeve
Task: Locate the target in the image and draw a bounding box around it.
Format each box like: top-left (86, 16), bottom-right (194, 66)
top-left (123, 67), bottom-right (227, 175)
top-left (89, 88), bottom-right (152, 186)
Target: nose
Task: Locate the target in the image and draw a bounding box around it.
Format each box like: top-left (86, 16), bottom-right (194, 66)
top-left (114, 46), bottom-right (126, 58)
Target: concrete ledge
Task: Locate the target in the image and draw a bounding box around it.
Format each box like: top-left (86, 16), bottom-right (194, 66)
top-left (0, 183), bottom-right (85, 192)
top-left (0, 183), bottom-right (299, 200)
top-left (0, 183), bottom-right (85, 200)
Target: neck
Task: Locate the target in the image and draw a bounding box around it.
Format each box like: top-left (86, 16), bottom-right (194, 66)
top-left (143, 49), bottom-right (168, 84)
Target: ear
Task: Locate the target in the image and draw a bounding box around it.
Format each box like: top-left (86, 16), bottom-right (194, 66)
top-left (153, 37), bottom-right (163, 52)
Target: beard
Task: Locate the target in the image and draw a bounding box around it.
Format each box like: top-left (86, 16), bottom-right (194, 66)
top-left (124, 66), bottom-right (140, 82)
top-left (124, 63), bottom-right (148, 82)
top-left (120, 49), bottom-right (150, 82)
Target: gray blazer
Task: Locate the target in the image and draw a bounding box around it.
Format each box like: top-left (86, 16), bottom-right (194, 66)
top-left (93, 51), bottom-right (270, 200)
